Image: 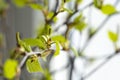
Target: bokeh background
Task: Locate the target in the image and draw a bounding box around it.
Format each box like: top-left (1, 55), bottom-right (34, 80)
top-left (0, 0), bottom-right (120, 80)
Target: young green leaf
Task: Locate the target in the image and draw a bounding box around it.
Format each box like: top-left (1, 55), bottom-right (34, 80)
top-left (47, 12), bottom-right (54, 20)
top-left (16, 32), bottom-right (31, 52)
top-left (75, 22), bottom-right (87, 32)
top-left (26, 55), bottom-right (43, 73)
top-left (54, 41), bottom-right (60, 56)
top-left (3, 59), bottom-right (18, 79)
top-left (108, 31), bottom-right (118, 42)
top-left (101, 4), bottom-right (117, 15)
top-left (51, 35), bottom-right (66, 43)
top-left (53, 16), bottom-right (58, 23)
top-left (0, 0), bottom-right (8, 12)
top-left (12, 0), bottom-right (27, 7)
top-left (29, 3), bottom-right (43, 10)
top-left (44, 69), bottom-right (52, 80)
top-left (94, 0), bottom-right (103, 9)
top-left (76, 0), bottom-right (83, 4)
top-left (23, 38), bottom-right (46, 49)
top-left (74, 13), bottom-right (82, 23)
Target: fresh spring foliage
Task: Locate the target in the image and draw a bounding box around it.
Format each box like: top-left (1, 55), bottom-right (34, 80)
top-left (1, 0), bottom-right (119, 80)
top-left (3, 59), bottom-right (18, 79)
top-left (101, 4), bottom-right (117, 15)
top-left (94, 0), bottom-right (103, 9)
top-left (26, 55), bottom-right (43, 73)
top-left (108, 30), bottom-right (118, 42)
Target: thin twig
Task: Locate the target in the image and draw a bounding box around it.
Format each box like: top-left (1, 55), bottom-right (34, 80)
top-left (81, 53), bottom-right (118, 80)
top-left (18, 51), bottom-right (42, 68)
top-left (79, 11), bottom-right (120, 55)
top-left (54, 2), bottom-right (93, 32)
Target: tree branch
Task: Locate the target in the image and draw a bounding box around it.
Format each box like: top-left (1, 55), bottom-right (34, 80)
top-left (81, 52), bottom-right (119, 80)
top-left (79, 11), bottom-right (120, 55)
top-left (54, 1), bottom-right (94, 32)
top-left (18, 51), bottom-right (43, 68)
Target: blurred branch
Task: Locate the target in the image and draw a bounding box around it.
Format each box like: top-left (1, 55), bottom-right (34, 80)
top-left (79, 11), bottom-right (120, 55)
top-left (81, 52), bottom-right (119, 80)
top-left (0, 73), bottom-right (3, 76)
top-left (54, 1), bottom-right (93, 32)
top-left (69, 56), bottom-right (75, 80)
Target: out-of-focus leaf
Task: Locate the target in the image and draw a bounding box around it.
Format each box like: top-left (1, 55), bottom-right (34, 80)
top-left (23, 38), bottom-right (46, 49)
top-left (51, 35), bottom-right (66, 43)
top-left (37, 24), bottom-right (52, 38)
top-left (54, 41), bottom-right (60, 56)
top-left (29, 3), bottom-right (43, 10)
top-left (47, 12), bottom-right (54, 20)
top-left (72, 13), bottom-right (87, 31)
top-left (44, 69), bottom-right (52, 80)
top-left (3, 59), bottom-right (18, 79)
top-left (94, 0), bottom-right (103, 9)
top-left (74, 13), bottom-right (82, 23)
top-left (0, 0), bottom-right (8, 12)
top-left (12, 0), bottom-right (28, 7)
top-left (76, 0), bottom-right (83, 4)
top-left (75, 22), bottom-right (87, 31)
top-left (101, 4), bottom-right (117, 15)
top-left (36, 25), bottom-right (45, 38)
top-left (26, 55), bottom-right (43, 73)
top-left (53, 16), bottom-right (58, 23)
top-left (108, 31), bottom-right (118, 42)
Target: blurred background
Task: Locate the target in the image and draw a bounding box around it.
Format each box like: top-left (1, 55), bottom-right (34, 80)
top-left (0, 0), bottom-right (120, 80)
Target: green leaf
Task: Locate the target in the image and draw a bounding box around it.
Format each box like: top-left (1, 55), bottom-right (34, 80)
top-left (0, 0), bottom-right (8, 11)
top-left (75, 22), bottom-right (87, 32)
top-left (101, 4), bottom-right (117, 15)
top-left (26, 55), bottom-right (43, 73)
top-left (53, 16), bottom-right (58, 23)
top-left (76, 0), bottom-right (83, 4)
top-left (73, 13), bottom-right (87, 31)
top-left (3, 59), bottom-right (18, 79)
top-left (47, 12), bottom-right (54, 19)
top-left (16, 32), bottom-right (31, 52)
top-left (94, 0), bottom-right (103, 9)
top-left (74, 14), bottom-right (82, 23)
top-left (108, 31), bottom-right (118, 42)
top-left (12, 0), bottom-right (28, 7)
top-left (36, 25), bottom-right (45, 37)
top-left (23, 38), bottom-right (46, 49)
top-left (51, 35), bottom-right (66, 43)
top-left (29, 3), bottom-right (43, 10)
top-left (44, 69), bottom-right (52, 80)
top-left (54, 41), bottom-right (60, 56)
